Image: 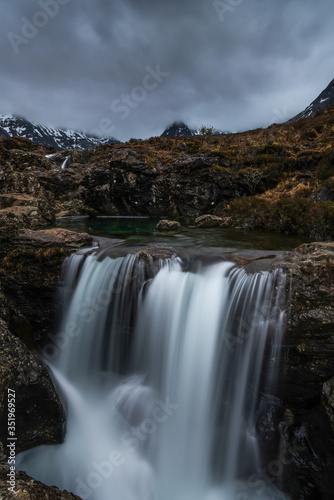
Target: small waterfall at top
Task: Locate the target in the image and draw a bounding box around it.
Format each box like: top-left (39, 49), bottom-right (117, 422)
top-left (61, 156), bottom-right (70, 169)
top-left (17, 246), bottom-right (288, 500)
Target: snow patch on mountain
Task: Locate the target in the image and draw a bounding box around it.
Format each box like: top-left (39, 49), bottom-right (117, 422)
top-left (288, 78), bottom-right (334, 123)
top-left (0, 113), bottom-right (119, 150)
top-left (161, 121), bottom-right (196, 137)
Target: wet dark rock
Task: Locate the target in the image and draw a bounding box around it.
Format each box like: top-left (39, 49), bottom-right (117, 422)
top-left (277, 407), bottom-right (334, 500)
top-left (0, 229), bottom-right (94, 346)
top-left (272, 242), bottom-right (334, 407)
top-left (0, 318), bottom-right (65, 455)
top-left (322, 377), bottom-right (334, 433)
top-left (256, 399), bottom-right (284, 448)
top-left (0, 464), bottom-right (80, 499)
top-left (268, 242), bottom-right (334, 499)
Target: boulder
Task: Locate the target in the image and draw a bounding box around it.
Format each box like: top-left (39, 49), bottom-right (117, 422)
top-left (195, 214), bottom-right (224, 228)
top-left (156, 219), bottom-right (181, 231)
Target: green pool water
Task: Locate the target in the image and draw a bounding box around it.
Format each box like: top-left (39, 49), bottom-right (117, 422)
top-left (54, 216), bottom-right (309, 251)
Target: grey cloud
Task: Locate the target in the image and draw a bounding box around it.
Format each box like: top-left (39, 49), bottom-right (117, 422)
top-left (1, 0), bottom-right (334, 141)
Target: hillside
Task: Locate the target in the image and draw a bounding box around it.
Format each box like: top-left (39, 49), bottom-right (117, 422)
top-left (1, 106), bottom-right (334, 239)
top-left (289, 78), bottom-right (334, 122)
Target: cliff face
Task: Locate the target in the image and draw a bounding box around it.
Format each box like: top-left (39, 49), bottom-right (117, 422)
top-left (0, 228), bottom-right (95, 481)
top-left (0, 317), bottom-right (65, 455)
top-left (0, 229), bottom-right (94, 346)
top-left (269, 243), bottom-right (334, 500)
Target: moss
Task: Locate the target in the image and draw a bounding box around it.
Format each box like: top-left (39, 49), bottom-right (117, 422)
top-left (309, 202), bottom-right (334, 241)
top-left (257, 141), bottom-right (287, 156)
top-left (211, 164), bottom-right (228, 173)
top-left (227, 196), bottom-right (334, 239)
top-left (2, 247), bottom-right (67, 278)
top-left (185, 141), bottom-right (202, 154)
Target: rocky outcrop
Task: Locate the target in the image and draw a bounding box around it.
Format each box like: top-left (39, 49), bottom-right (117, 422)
top-left (0, 192), bottom-right (55, 232)
top-left (0, 228), bottom-right (95, 497)
top-left (156, 219), bottom-right (181, 231)
top-left (0, 318), bottom-right (65, 455)
top-left (273, 242), bottom-right (334, 406)
top-left (0, 229), bottom-right (94, 346)
top-left (275, 406), bottom-right (334, 500)
top-left (1, 107), bottom-right (334, 235)
top-left (0, 464), bottom-right (80, 499)
top-left (260, 242), bottom-right (334, 500)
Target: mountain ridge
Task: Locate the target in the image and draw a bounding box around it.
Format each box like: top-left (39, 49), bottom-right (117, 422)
top-left (0, 113), bottom-right (119, 150)
top-left (288, 78), bottom-right (334, 123)
top-left (161, 121), bottom-right (196, 137)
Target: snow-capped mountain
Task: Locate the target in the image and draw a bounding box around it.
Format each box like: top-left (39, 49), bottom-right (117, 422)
top-left (161, 121), bottom-right (196, 137)
top-left (161, 121), bottom-right (229, 137)
top-left (0, 113), bottom-right (119, 150)
top-left (289, 78), bottom-right (334, 123)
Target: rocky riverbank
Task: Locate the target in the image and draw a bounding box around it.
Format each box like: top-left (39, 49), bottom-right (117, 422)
top-left (268, 242), bottom-right (334, 499)
top-left (0, 226), bottom-right (333, 499)
top-left (0, 228), bottom-right (96, 496)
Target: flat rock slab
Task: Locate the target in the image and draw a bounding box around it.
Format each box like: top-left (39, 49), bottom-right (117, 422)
top-left (16, 228), bottom-right (93, 248)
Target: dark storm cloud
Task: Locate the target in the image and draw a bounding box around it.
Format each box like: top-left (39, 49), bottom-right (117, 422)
top-left (1, 0), bottom-right (334, 141)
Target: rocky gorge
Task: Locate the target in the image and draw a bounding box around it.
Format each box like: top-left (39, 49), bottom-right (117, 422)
top-left (0, 109), bottom-right (334, 499)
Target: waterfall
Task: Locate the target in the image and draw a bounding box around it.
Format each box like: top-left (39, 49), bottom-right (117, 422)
top-left (17, 248), bottom-right (288, 500)
top-left (61, 156), bottom-right (70, 169)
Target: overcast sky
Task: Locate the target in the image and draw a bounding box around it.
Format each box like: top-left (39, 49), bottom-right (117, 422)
top-left (1, 0), bottom-right (334, 141)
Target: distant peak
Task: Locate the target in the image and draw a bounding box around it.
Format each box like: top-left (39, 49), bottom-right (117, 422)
top-left (288, 77), bottom-right (334, 123)
top-left (0, 112), bottom-right (119, 150)
top-left (161, 121), bottom-right (195, 137)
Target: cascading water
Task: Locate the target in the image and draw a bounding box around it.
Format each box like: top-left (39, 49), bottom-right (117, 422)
top-left (17, 247), bottom-right (288, 500)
